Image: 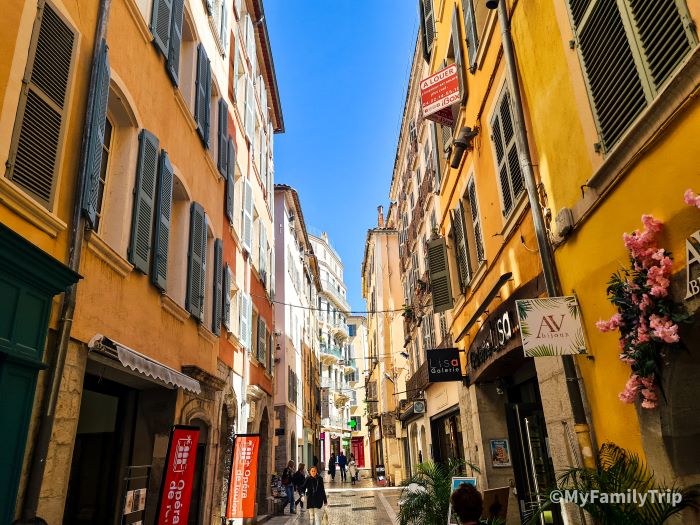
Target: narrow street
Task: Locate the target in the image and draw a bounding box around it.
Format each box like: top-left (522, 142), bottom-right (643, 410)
top-left (265, 480), bottom-right (401, 525)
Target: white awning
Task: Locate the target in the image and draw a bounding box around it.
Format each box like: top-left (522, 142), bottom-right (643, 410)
top-left (88, 334), bottom-right (201, 394)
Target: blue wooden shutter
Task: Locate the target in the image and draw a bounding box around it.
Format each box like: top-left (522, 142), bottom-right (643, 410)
top-left (151, 151), bottom-right (174, 290)
top-left (212, 238), bottom-right (223, 334)
top-left (166, 0), bottom-right (185, 85)
top-left (195, 44), bottom-right (211, 146)
top-left (462, 0), bottom-right (478, 72)
top-left (150, 0), bottom-right (173, 56)
top-left (128, 130), bottom-right (160, 273)
top-left (217, 98), bottom-right (228, 175)
top-left (451, 5), bottom-right (466, 104)
top-left (225, 137), bottom-right (235, 222)
top-left (223, 263), bottom-right (232, 331)
top-left (82, 39), bottom-right (110, 228)
top-left (186, 202), bottom-right (207, 320)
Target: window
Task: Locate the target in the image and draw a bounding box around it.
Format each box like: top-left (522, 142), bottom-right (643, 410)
top-left (7, 1), bottom-right (77, 209)
top-left (419, 0), bottom-right (436, 61)
top-left (461, 0), bottom-right (479, 72)
top-left (93, 118), bottom-right (113, 231)
top-left (168, 173), bottom-right (191, 306)
top-left (491, 89), bottom-right (524, 218)
top-left (568, 0), bottom-right (696, 151)
top-left (466, 178), bottom-right (484, 263)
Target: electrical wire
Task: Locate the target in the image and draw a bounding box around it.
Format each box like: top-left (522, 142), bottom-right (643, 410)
top-left (248, 291), bottom-right (405, 315)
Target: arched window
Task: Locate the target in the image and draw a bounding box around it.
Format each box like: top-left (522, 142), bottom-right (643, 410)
top-left (97, 80), bottom-right (140, 257)
top-left (167, 172), bottom-right (190, 306)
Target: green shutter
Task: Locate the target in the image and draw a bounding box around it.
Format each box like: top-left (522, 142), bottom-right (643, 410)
top-left (82, 39), bottom-right (110, 228)
top-left (212, 238), bottom-right (223, 335)
top-left (7, 2), bottom-right (76, 209)
top-left (462, 0), bottom-right (479, 72)
top-left (451, 203), bottom-right (471, 291)
top-left (451, 5), bottom-right (466, 104)
top-left (151, 150), bottom-right (174, 291)
top-left (491, 90), bottom-right (523, 217)
top-left (430, 122), bottom-right (442, 189)
top-left (257, 317), bottom-right (265, 363)
top-left (217, 98), bottom-right (228, 175)
top-left (427, 237), bottom-right (453, 313)
top-left (223, 263), bottom-right (232, 331)
top-left (225, 137), bottom-right (235, 222)
top-left (186, 202), bottom-right (206, 320)
top-left (150, 0), bottom-right (173, 56)
top-left (166, 0), bottom-right (185, 85)
top-left (195, 44), bottom-right (211, 146)
top-left (128, 130), bottom-right (160, 273)
top-left (467, 179), bottom-right (484, 262)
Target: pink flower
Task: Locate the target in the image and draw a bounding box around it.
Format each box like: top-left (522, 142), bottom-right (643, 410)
top-left (649, 315), bottom-right (679, 343)
top-left (684, 189), bottom-right (700, 209)
top-left (619, 354), bottom-right (635, 365)
top-left (639, 294), bottom-right (653, 313)
top-left (596, 313), bottom-right (623, 333)
top-left (641, 215), bottom-right (663, 234)
top-left (640, 376), bottom-right (655, 389)
top-left (641, 398), bottom-right (658, 409)
top-left (618, 375), bottom-right (641, 404)
top-left (642, 388), bottom-right (658, 402)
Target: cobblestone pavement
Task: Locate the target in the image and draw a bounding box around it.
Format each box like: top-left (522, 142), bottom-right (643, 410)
top-left (263, 480), bottom-right (402, 525)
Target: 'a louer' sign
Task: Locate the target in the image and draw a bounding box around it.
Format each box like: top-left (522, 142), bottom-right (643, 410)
top-left (420, 64), bottom-right (460, 126)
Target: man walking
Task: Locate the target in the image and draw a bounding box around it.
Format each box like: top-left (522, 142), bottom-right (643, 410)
top-left (282, 460), bottom-right (296, 514)
top-left (338, 450), bottom-right (347, 482)
top-left (327, 452), bottom-right (336, 482)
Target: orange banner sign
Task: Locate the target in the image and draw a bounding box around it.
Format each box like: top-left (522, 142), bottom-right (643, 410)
top-left (225, 434), bottom-right (260, 518)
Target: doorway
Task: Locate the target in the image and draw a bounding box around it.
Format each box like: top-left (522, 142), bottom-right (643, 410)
top-left (188, 419), bottom-right (209, 525)
top-left (351, 437), bottom-right (365, 468)
top-left (506, 379), bottom-right (560, 524)
top-left (64, 375), bottom-right (133, 525)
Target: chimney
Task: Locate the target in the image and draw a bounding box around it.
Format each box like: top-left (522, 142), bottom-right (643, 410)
top-left (377, 206), bottom-right (385, 228)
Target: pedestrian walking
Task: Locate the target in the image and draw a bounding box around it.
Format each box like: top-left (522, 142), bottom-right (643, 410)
top-left (292, 463), bottom-right (307, 510)
top-left (327, 453), bottom-right (336, 482)
top-left (302, 466), bottom-right (328, 525)
top-left (338, 450), bottom-right (347, 482)
top-left (348, 455), bottom-right (357, 486)
top-left (282, 460), bottom-right (296, 514)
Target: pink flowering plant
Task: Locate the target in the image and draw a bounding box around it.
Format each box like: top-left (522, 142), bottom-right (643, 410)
top-left (597, 214), bottom-right (691, 409)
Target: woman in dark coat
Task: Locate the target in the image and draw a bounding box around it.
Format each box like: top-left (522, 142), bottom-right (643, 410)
top-left (303, 466), bottom-right (328, 525)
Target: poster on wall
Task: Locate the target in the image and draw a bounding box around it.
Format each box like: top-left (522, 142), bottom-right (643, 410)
top-left (155, 425), bottom-right (200, 525)
top-left (490, 439), bottom-right (512, 467)
top-left (447, 477), bottom-right (477, 525)
top-left (516, 296), bottom-right (588, 357)
top-left (226, 434), bottom-right (261, 519)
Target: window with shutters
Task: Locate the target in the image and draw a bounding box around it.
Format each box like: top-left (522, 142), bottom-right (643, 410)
top-left (207, 0), bottom-right (230, 56)
top-left (466, 177), bottom-right (485, 264)
top-left (6, 1), bottom-right (77, 210)
top-left (448, 4), bottom-right (467, 105)
top-left (203, 222), bottom-right (217, 329)
top-left (568, 0), bottom-right (696, 152)
top-left (461, 0), bottom-right (480, 73)
top-left (490, 88), bottom-right (525, 219)
top-left (167, 173), bottom-right (190, 307)
top-left (419, 0), bottom-right (436, 61)
top-left (451, 201), bottom-right (472, 292)
top-left (94, 118), bottom-right (114, 231)
top-left (427, 237), bottom-right (454, 313)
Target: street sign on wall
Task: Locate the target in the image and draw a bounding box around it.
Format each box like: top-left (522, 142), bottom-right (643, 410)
top-left (155, 425), bottom-right (200, 525)
top-left (420, 64), bottom-right (460, 126)
top-left (427, 348), bottom-right (463, 382)
top-left (226, 434), bottom-right (260, 519)
top-left (516, 296), bottom-right (587, 357)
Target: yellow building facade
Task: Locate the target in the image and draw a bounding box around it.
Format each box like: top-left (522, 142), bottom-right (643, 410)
top-left (416, 0), bottom-right (699, 522)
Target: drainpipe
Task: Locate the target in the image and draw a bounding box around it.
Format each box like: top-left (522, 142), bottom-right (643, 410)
top-left (492, 0), bottom-right (594, 468)
top-left (21, 0), bottom-right (111, 519)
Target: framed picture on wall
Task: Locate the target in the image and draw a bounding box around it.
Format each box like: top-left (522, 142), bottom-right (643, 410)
top-left (490, 439), bottom-right (512, 467)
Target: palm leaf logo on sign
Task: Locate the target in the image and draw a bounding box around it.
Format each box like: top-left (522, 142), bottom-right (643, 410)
top-left (516, 296), bottom-right (587, 357)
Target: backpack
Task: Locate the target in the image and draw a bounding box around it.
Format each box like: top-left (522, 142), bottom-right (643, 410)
top-left (282, 467), bottom-right (291, 485)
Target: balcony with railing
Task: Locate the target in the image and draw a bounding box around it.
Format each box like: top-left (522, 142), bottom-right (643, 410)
top-left (320, 343), bottom-right (342, 363)
top-left (320, 278), bottom-right (350, 312)
top-left (406, 360), bottom-right (430, 400)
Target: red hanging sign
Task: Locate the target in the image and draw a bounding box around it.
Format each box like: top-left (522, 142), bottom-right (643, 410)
top-left (155, 425), bottom-right (200, 525)
top-left (226, 434), bottom-right (261, 518)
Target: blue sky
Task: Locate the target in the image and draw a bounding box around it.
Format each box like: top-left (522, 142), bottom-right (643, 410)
top-left (266, 2), bottom-right (418, 311)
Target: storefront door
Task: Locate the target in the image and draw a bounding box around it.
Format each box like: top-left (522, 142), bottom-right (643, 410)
top-left (430, 410), bottom-right (464, 467)
top-left (351, 437), bottom-right (364, 467)
top-left (506, 384), bottom-right (560, 524)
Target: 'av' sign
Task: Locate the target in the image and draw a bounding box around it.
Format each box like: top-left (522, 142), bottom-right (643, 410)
top-left (516, 296), bottom-right (587, 357)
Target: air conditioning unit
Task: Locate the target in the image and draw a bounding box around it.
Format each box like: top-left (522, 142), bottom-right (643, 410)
top-left (414, 400), bottom-right (426, 414)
